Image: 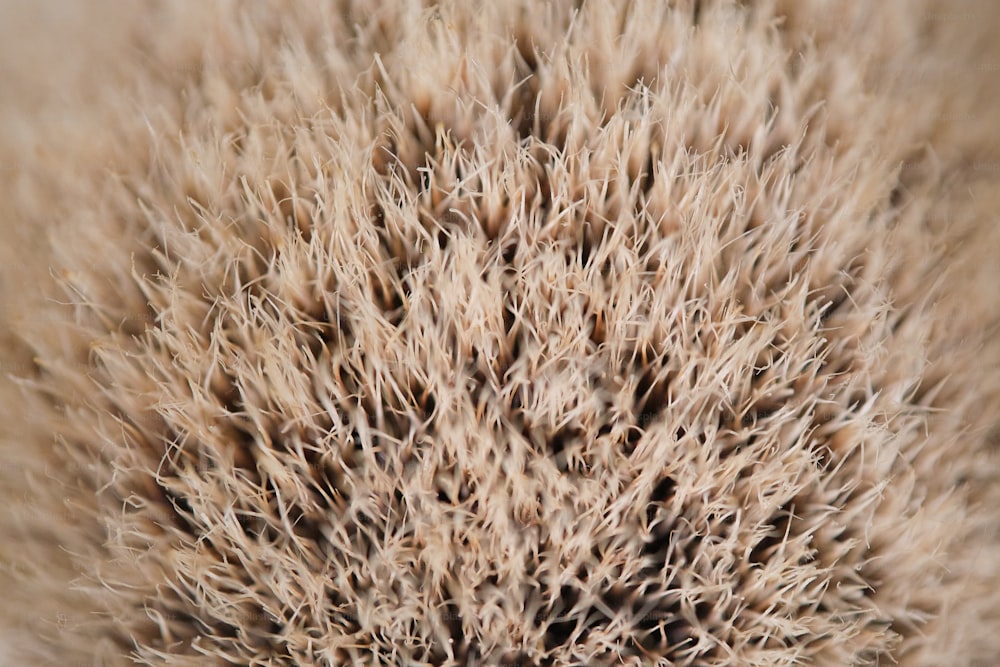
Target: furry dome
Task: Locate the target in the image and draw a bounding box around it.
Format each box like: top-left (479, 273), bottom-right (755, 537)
top-left (1, 1), bottom-right (1000, 665)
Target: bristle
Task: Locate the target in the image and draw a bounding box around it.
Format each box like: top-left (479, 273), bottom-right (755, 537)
top-left (1, 1), bottom-right (999, 665)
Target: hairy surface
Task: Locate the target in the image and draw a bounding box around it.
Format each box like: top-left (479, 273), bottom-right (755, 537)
top-left (1, 1), bottom-right (1000, 665)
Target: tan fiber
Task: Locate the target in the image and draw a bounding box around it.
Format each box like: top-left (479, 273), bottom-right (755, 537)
top-left (1, 1), bottom-right (999, 665)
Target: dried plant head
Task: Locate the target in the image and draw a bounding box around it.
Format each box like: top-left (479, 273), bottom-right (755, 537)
top-left (1, 1), bottom-right (999, 666)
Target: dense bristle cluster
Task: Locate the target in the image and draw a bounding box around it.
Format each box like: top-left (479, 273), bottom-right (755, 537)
top-left (1, 1), bottom-right (999, 665)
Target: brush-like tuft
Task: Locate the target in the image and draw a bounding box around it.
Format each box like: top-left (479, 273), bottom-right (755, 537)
top-left (1, 1), bottom-right (1000, 665)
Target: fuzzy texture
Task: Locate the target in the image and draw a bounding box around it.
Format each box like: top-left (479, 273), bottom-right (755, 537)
top-left (2, 1), bottom-right (1000, 665)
